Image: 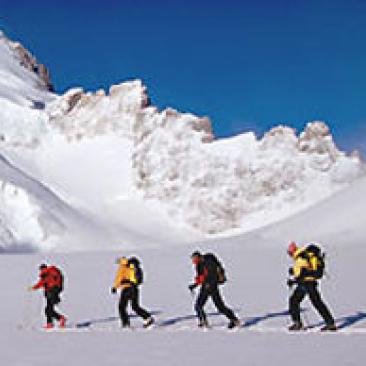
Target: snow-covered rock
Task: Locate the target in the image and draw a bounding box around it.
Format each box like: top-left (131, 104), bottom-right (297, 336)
top-left (0, 30), bottom-right (364, 250)
top-left (132, 118), bottom-right (364, 233)
top-left (47, 80), bottom-right (150, 140)
top-left (0, 31), bottom-right (55, 107)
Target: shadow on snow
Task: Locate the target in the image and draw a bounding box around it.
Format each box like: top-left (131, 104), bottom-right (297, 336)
top-left (74, 310), bottom-right (366, 330)
top-left (76, 310), bottom-right (162, 328)
top-left (308, 311), bottom-right (366, 330)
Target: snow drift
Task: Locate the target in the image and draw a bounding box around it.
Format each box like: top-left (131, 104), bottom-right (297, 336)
top-left (0, 30), bottom-right (364, 251)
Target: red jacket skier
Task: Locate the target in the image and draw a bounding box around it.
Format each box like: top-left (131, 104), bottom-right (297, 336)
top-left (29, 264), bottom-right (66, 329)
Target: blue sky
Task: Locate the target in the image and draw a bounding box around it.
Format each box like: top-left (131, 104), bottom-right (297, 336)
top-left (1, 0), bottom-right (365, 153)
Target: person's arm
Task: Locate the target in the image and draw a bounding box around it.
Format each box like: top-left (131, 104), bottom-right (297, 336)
top-left (195, 266), bottom-right (208, 285)
top-left (31, 269), bottom-right (50, 290)
top-left (113, 266), bottom-right (124, 289)
top-left (32, 274), bottom-right (46, 290)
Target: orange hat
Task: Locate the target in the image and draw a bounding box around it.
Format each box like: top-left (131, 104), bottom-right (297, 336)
top-left (117, 257), bottom-right (129, 266)
top-left (287, 242), bottom-right (297, 256)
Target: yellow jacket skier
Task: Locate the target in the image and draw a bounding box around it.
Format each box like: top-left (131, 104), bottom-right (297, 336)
top-left (111, 256), bottom-right (154, 328)
top-left (112, 257), bottom-right (137, 290)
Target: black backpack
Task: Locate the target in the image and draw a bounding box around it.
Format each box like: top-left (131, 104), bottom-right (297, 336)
top-left (305, 244), bottom-right (326, 279)
top-left (203, 253), bottom-right (227, 285)
top-left (128, 257), bottom-right (144, 285)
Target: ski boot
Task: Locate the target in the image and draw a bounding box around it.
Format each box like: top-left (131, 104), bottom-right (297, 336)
top-left (288, 322), bottom-right (304, 331)
top-left (228, 319), bottom-right (241, 329)
top-left (121, 321), bottom-right (131, 329)
top-left (143, 317), bottom-right (155, 328)
top-left (198, 319), bottom-right (209, 328)
top-left (320, 323), bottom-right (337, 332)
top-left (59, 316), bottom-right (67, 328)
top-left (43, 323), bottom-right (54, 330)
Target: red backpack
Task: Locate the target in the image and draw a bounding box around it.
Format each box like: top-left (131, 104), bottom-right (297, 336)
top-left (46, 266), bottom-right (64, 291)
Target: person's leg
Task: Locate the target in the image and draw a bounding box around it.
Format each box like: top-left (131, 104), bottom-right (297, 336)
top-left (45, 288), bottom-right (62, 324)
top-left (118, 288), bottom-right (131, 327)
top-left (130, 286), bottom-right (151, 320)
top-left (211, 286), bottom-right (238, 321)
top-left (45, 297), bottom-right (54, 324)
top-left (289, 285), bottom-right (306, 324)
top-left (195, 286), bottom-right (209, 324)
top-left (306, 282), bottom-right (335, 325)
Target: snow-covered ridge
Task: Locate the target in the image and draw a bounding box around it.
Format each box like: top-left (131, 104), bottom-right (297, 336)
top-left (0, 31), bottom-right (54, 106)
top-left (0, 30), bottom-right (364, 251)
top-left (42, 78), bottom-right (365, 234)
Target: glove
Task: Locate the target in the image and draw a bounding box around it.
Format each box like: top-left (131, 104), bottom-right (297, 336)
top-left (121, 279), bottom-right (132, 285)
top-left (287, 279), bottom-right (296, 288)
top-left (288, 268), bottom-right (294, 276)
top-left (27, 286), bottom-right (34, 292)
top-left (188, 284), bottom-right (197, 292)
top-left (111, 287), bottom-right (117, 294)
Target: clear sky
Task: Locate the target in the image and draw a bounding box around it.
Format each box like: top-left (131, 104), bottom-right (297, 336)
top-left (1, 0), bottom-right (365, 153)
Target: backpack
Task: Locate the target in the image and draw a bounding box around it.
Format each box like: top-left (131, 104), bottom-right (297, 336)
top-left (203, 253), bottom-right (227, 285)
top-left (49, 266), bottom-right (64, 292)
top-left (128, 257), bottom-right (143, 285)
top-left (305, 244), bottom-right (325, 279)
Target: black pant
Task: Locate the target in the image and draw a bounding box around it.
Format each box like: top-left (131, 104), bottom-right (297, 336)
top-left (119, 286), bottom-right (151, 326)
top-left (289, 282), bottom-right (334, 325)
top-left (45, 287), bottom-right (62, 324)
top-left (195, 284), bottom-right (237, 323)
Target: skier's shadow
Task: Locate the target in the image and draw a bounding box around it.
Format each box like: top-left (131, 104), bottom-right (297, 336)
top-left (159, 312), bottom-right (222, 327)
top-left (76, 310), bottom-right (162, 328)
top-left (308, 311), bottom-right (366, 330)
top-left (337, 312), bottom-right (366, 329)
top-left (243, 309), bottom-right (306, 328)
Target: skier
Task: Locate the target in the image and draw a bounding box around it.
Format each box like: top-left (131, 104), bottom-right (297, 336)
top-left (287, 242), bottom-right (337, 331)
top-left (189, 251), bottom-right (240, 329)
top-left (111, 256), bottom-right (154, 328)
top-left (28, 263), bottom-right (66, 329)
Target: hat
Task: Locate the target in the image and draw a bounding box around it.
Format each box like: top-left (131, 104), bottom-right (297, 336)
top-left (39, 263), bottom-right (47, 270)
top-left (116, 257), bottom-right (129, 266)
top-left (191, 251), bottom-right (202, 258)
top-left (287, 242), bottom-right (297, 256)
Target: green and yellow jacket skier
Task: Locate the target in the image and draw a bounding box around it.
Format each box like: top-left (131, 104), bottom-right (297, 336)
top-left (287, 242), bottom-right (336, 331)
top-left (290, 246), bottom-right (320, 282)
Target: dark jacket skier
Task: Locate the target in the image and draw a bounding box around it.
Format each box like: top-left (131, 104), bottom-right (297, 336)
top-left (287, 242), bottom-right (336, 331)
top-left (29, 263), bottom-right (66, 329)
top-left (189, 251), bottom-right (240, 329)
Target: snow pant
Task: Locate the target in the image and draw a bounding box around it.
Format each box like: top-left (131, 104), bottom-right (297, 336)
top-left (118, 286), bottom-right (151, 326)
top-left (195, 284), bottom-right (238, 323)
top-left (45, 287), bottom-right (62, 324)
top-left (289, 282), bottom-right (335, 325)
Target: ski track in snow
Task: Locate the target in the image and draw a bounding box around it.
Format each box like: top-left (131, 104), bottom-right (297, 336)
top-left (23, 322), bottom-right (366, 335)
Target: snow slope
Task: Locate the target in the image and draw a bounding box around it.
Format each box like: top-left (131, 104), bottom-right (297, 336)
top-left (1, 175), bottom-right (366, 366)
top-left (259, 175), bottom-right (366, 245)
